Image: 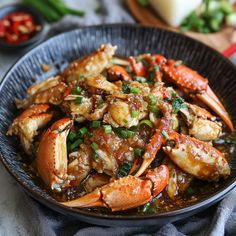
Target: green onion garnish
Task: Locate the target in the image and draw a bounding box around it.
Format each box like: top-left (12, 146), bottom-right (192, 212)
top-left (97, 99), bottom-right (104, 105)
top-left (130, 87), bottom-right (140, 94)
top-left (122, 81), bottom-right (130, 94)
top-left (138, 119), bottom-right (154, 128)
top-left (103, 125), bottom-right (112, 134)
top-left (70, 139), bottom-right (83, 151)
top-left (123, 119), bottom-right (128, 124)
top-left (92, 152), bottom-right (99, 161)
top-left (134, 148), bottom-right (144, 157)
top-left (148, 95), bottom-right (157, 106)
top-left (187, 187), bottom-right (194, 194)
top-left (131, 110), bottom-right (139, 118)
top-left (117, 160), bottom-right (133, 178)
top-left (78, 75), bottom-right (85, 80)
top-left (75, 96), bottom-right (83, 104)
top-left (142, 202), bottom-right (157, 213)
top-left (153, 64), bottom-right (159, 72)
top-left (148, 105), bottom-right (159, 114)
top-left (171, 96), bottom-right (186, 114)
top-left (91, 142), bottom-right (99, 151)
top-left (79, 127), bottom-right (88, 136)
top-left (161, 130), bottom-right (169, 139)
top-left (71, 86), bottom-right (82, 95)
top-left (92, 120), bottom-right (101, 129)
top-left (68, 131), bottom-right (77, 142)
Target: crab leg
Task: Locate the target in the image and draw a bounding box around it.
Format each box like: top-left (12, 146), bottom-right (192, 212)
top-left (61, 165), bottom-right (169, 211)
top-left (160, 59), bottom-right (234, 131)
top-left (36, 118), bottom-right (73, 191)
top-left (135, 103), bottom-right (172, 177)
top-left (163, 131), bottom-right (230, 181)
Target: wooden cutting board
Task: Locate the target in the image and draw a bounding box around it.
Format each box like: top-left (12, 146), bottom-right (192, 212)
top-left (126, 0), bottom-right (236, 52)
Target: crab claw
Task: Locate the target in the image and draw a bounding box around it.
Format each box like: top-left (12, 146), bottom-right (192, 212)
top-left (61, 165), bottom-right (169, 211)
top-left (163, 131), bottom-right (230, 181)
top-left (7, 104), bottom-right (53, 154)
top-left (36, 118), bottom-right (73, 191)
top-left (107, 65), bottom-right (131, 81)
top-left (161, 59), bottom-right (234, 131)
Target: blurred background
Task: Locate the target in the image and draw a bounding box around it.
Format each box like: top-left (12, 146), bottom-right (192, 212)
top-left (0, 0), bottom-right (236, 77)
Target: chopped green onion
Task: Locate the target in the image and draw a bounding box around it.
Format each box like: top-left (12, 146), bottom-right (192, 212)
top-left (138, 120), bottom-right (154, 128)
top-left (78, 75), bottom-right (85, 80)
top-left (161, 130), bottom-right (169, 139)
top-left (134, 148), bottom-right (144, 157)
top-left (68, 131), bottom-right (77, 142)
top-left (92, 152), bottom-right (99, 161)
top-left (171, 96), bottom-right (186, 114)
top-left (103, 125), bottom-right (112, 134)
top-left (120, 130), bottom-right (129, 138)
top-left (153, 65), bottom-right (159, 72)
top-left (127, 130), bottom-right (135, 138)
top-left (130, 87), bottom-right (140, 94)
top-left (79, 127), bottom-right (88, 136)
top-left (134, 76), bottom-right (147, 83)
top-left (187, 187), bottom-right (194, 194)
top-left (122, 81), bottom-right (130, 94)
top-left (117, 160), bottom-right (133, 178)
top-left (131, 110), bottom-right (139, 118)
top-left (148, 105), bottom-right (159, 114)
top-left (71, 86), bottom-right (82, 95)
top-left (92, 121), bottom-right (101, 129)
top-left (75, 96), bottom-right (83, 104)
top-left (123, 119), bottom-right (128, 124)
top-left (148, 72), bottom-right (155, 84)
top-left (148, 95), bottom-right (157, 106)
top-left (97, 99), bottom-right (104, 105)
top-left (91, 142), bottom-right (99, 151)
top-left (70, 139), bottom-right (83, 151)
top-left (116, 128), bottom-right (135, 139)
top-left (142, 202), bottom-right (157, 213)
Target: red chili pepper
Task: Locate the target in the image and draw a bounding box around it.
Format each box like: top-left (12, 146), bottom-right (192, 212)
top-left (0, 11), bottom-right (41, 44)
top-left (0, 20), bottom-right (5, 37)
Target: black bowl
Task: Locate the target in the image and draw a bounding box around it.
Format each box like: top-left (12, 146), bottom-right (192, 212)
top-left (0, 24), bottom-right (236, 227)
top-left (0, 3), bottom-right (45, 49)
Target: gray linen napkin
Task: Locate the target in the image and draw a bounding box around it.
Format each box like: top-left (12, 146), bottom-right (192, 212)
top-left (0, 1), bottom-right (236, 235)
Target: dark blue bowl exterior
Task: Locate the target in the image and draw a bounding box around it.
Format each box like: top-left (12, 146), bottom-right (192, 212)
top-left (0, 24), bottom-right (236, 226)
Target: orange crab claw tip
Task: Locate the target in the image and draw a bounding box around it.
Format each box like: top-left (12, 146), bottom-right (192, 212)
top-left (206, 86), bottom-right (226, 111)
top-left (61, 189), bottom-right (104, 208)
top-left (197, 93), bottom-right (234, 132)
top-left (146, 165), bottom-right (169, 196)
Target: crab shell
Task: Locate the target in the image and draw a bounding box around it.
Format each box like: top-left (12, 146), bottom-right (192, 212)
top-left (7, 104), bottom-right (53, 154)
top-left (163, 131), bottom-right (230, 181)
top-left (61, 165), bottom-right (169, 211)
top-left (36, 118), bottom-right (73, 191)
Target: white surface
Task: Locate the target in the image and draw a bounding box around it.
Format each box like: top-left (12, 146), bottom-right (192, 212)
top-left (149, 0), bottom-right (202, 26)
